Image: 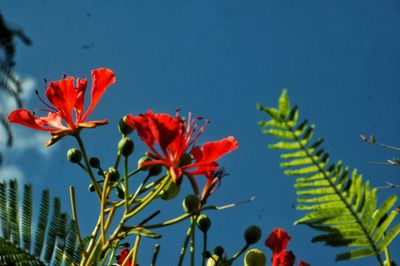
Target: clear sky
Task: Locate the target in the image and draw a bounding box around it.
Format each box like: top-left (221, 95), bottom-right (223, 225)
top-left (1, 1), bottom-right (400, 265)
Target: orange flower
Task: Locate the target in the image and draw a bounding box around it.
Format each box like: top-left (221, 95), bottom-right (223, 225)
top-left (8, 68), bottom-right (115, 146)
top-left (126, 111), bottom-right (238, 186)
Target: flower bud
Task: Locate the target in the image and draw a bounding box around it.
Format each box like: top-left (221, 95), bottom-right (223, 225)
top-left (206, 255), bottom-right (219, 266)
top-left (119, 116), bottom-right (134, 135)
top-left (214, 246), bottom-right (224, 257)
top-left (182, 194), bottom-right (200, 213)
top-left (244, 249), bottom-right (266, 266)
top-left (244, 225), bottom-right (262, 245)
top-left (88, 183), bottom-right (96, 192)
top-left (197, 214), bottom-right (211, 233)
top-left (118, 137), bottom-right (134, 157)
top-left (138, 156), bottom-right (152, 170)
top-left (160, 179), bottom-right (180, 200)
top-left (180, 153), bottom-right (192, 166)
top-left (149, 165), bottom-right (162, 177)
top-left (67, 148), bottom-right (82, 163)
top-left (116, 186), bottom-right (124, 199)
top-left (107, 167), bottom-right (120, 182)
top-left (89, 157), bottom-right (100, 168)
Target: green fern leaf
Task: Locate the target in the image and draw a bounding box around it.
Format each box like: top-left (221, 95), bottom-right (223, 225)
top-left (258, 90), bottom-right (399, 265)
top-left (0, 180), bottom-right (81, 265)
top-left (34, 189), bottom-right (50, 258)
top-left (22, 184), bottom-right (32, 251)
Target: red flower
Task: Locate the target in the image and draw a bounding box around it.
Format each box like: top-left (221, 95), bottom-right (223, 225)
top-left (271, 250), bottom-right (295, 266)
top-left (117, 248), bottom-right (131, 266)
top-left (265, 228), bottom-right (311, 266)
top-left (8, 68), bottom-right (115, 146)
top-left (116, 248), bottom-right (139, 266)
top-left (200, 168), bottom-right (227, 203)
top-left (265, 228), bottom-right (291, 254)
top-left (126, 111), bottom-right (238, 186)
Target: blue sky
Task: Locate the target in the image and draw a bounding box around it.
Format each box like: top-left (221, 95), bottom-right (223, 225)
top-left (1, 1), bottom-right (400, 265)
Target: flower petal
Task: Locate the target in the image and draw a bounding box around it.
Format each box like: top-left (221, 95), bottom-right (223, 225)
top-left (193, 136), bottom-right (238, 165)
top-left (46, 77), bottom-right (77, 128)
top-left (265, 228), bottom-right (291, 254)
top-left (8, 109), bottom-right (51, 131)
top-left (74, 78), bottom-right (88, 122)
top-left (82, 68), bottom-right (116, 121)
top-left (126, 111), bottom-right (181, 153)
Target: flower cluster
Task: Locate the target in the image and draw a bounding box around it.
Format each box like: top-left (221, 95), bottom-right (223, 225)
top-left (265, 228), bottom-right (309, 266)
top-left (7, 68), bottom-right (313, 265)
top-left (126, 111), bottom-right (238, 201)
top-left (8, 68), bottom-right (115, 146)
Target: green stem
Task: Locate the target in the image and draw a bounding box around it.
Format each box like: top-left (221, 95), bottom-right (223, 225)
top-left (106, 247), bottom-right (116, 266)
top-left (178, 216), bottom-right (197, 266)
top-left (383, 233), bottom-right (392, 266)
top-left (75, 134), bottom-right (102, 199)
top-left (151, 244), bottom-right (160, 266)
top-left (131, 235), bottom-right (141, 266)
top-left (190, 217), bottom-right (196, 266)
top-left (114, 152), bottom-right (121, 168)
top-left (229, 244), bottom-right (249, 263)
top-left (127, 168), bottom-right (141, 178)
top-left (124, 156), bottom-right (129, 212)
top-left (126, 174), bottom-right (170, 219)
top-left (201, 231), bottom-right (207, 266)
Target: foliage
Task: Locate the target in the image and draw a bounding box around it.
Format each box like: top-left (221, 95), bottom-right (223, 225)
top-left (0, 179), bottom-right (80, 265)
top-left (0, 12), bottom-right (31, 165)
top-left (258, 89), bottom-right (400, 265)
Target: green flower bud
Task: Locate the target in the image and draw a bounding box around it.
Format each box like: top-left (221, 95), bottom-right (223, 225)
top-left (89, 157), bottom-right (100, 168)
top-left (160, 179), bottom-right (180, 200)
top-left (88, 183), bottom-right (96, 192)
top-left (197, 214), bottom-right (211, 233)
top-left (118, 137), bottom-right (134, 157)
top-left (107, 167), bottom-right (120, 182)
top-left (182, 194), bottom-right (200, 213)
top-left (214, 246), bottom-right (224, 257)
top-left (138, 156), bottom-right (152, 170)
top-left (119, 116), bottom-right (134, 135)
top-left (244, 249), bottom-right (266, 266)
top-left (244, 225), bottom-right (262, 245)
top-left (116, 186), bottom-right (124, 199)
top-left (180, 153), bottom-right (192, 166)
top-left (207, 255), bottom-right (219, 266)
top-left (67, 148), bottom-right (82, 163)
top-left (149, 164), bottom-right (162, 177)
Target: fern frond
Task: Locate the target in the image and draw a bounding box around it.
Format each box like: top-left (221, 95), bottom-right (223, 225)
top-left (22, 183), bottom-right (32, 250)
top-left (258, 89), bottom-right (400, 264)
top-left (34, 189), bottom-right (50, 258)
top-left (0, 179), bottom-right (81, 265)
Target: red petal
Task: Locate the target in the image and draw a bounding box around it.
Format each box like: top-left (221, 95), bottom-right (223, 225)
top-left (151, 112), bottom-right (181, 151)
top-left (195, 136), bottom-right (238, 164)
top-left (272, 251), bottom-right (295, 266)
top-left (8, 109), bottom-right (51, 131)
top-left (265, 228), bottom-right (291, 254)
top-left (74, 78), bottom-right (88, 122)
top-left (82, 68), bottom-right (115, 121)
top-left (126, 111), bottom-right (181, 153)
top-left (46, 77), bottom-right (77, 127)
